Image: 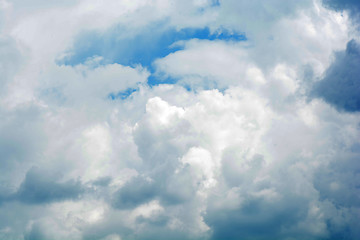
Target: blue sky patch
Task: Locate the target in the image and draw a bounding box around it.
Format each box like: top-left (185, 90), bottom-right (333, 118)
top-left (59, 25), bottom-right (246, 89)
top-left (211, 0), bottom-right (221, 7)
top-left (108, 87), bottom-right (138, 100)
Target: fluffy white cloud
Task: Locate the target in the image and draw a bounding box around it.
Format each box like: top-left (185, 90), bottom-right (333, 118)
top-left (0, 0), bottom-right (359, 240)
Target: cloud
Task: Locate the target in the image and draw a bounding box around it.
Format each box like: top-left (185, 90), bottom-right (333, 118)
top-left (24, 222), bottom-right (47, 240)
top-left (61, 25), bottom-right (245, 72)
top-left (313, 39), bottom-right (360, 112)
top-left (0, 0), bottom-right (360, 240)
top-left (322, 0), bottom-right (360, 19)
top-left (111, 176), bottom-right (157, 210)
top-left (32, 55), bottom-right (149, 108)
top-left (0, 36), bottom-right (23, 94)
top-left (14, 167), bottom-right (84, 204)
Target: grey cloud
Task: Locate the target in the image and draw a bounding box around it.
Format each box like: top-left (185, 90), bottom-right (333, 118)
top-left (322, 0), bottom-right (360, 19)
top-left (312, 39), bottom-right (360, 112)
top-left (110, 171), bottom-right (193, 210)
top-left (133, 117), bottom-right (194, 170)
top-left (323, 0), bottom-right (360, 9)
top-left (10, 0), bottom-right (77, 10)
top-left (135, 214), bottom-right (169, 227)
top-left (314, 151), bottom-right (360, 209)
top-left (0, 104), bottom-right (46, 202)
top-left (0, 105), bottom-right (44, 165)
top-left (207, 156), bottom-right (300, 239)
top-left (0, 37), bottom-right (23, 94)
top-left (14, 167), bottom-right (84, 204)
top-left (222, 148), bottom-right (265, 187)
top-left (160, 165), bottom-right (196, 205)
top-left (111, 176), bottom-right (158, 209)
top-left (92, 176), bottom-right (112, 187)
top-left (205, 196), bottom-right (308, 240)
top-left (24, 223), bottom-right (47, 240)
top-left (111, 166), bottom-right (196, 210)
top-left (215, 0), bottom-right (313, 35)
top-left (130, 227), bottom-right (189, 240)
top-left (131, 106), bottom-right (200, 206)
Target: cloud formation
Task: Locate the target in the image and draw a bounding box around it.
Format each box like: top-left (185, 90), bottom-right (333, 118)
top-left (313, 39), bottom-right (360, 112)
top-left (0, 0), bottom-right (360, 240)
top-left (323, 0), bottom-right (360, 19)
top-left (15, 167), bottom-right (84, 204)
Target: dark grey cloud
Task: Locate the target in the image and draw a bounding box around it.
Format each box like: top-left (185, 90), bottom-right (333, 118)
top-left (322, 0), bottom-right (360, 19)
top-left (130, 227), bottom-right (189, 240)
top-left (314, 153), bottom-right (360, 208)
top-left (205, 164), bottom-right (314, 240)
top-left (205, 196), bottom-right (307, 240)
top-left (313, 149), bottom-right (360, 239)
top-left (92, 176), bottom-right (112, 187)
top-left (135, 214), bottom-right (169, 227)
top-left (24, 223), bottom-right (47, 240)
top-left (14, 167), bottom-right (84, 204)
top-left (111, 176), bottom-right (158, 209)
top-left (312, 39), bottom-right (360, 112)
top-left (0, 104), bottom-right (46, 203)
top-left (111, 167), bottom-right (196, 210)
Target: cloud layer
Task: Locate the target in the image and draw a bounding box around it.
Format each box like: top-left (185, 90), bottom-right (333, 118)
top-left (0, 0), bottom-right (360, 240)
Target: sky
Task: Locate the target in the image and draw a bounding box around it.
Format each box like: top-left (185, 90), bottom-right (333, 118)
top-left (0, 0), bottom-right (360, 240)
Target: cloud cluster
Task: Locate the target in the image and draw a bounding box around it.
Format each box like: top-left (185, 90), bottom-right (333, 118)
top-left (323, 0), bottom-right (360, 20)
top-left (313, 39), bottom-right (360, 112)
top-left (0, 0), bottom-right (360, 240)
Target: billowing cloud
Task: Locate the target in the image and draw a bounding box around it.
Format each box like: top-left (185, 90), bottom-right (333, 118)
top-left (313, 39), bottom-right (360, 112)
top-left (14, 167), bottom-right (84, 204)
top-left (323, 0), bottom-right (360, 19)
top-left (0, 0), bottom-right (360, 240)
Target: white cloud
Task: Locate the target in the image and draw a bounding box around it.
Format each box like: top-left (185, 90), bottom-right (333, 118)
top-left (0, 0), bottom-right (360, 239)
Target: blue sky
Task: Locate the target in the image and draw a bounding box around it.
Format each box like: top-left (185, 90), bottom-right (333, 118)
top-left (59, 25), bottom-right (246, 99)
top-left (0, 1), bottom-right (360, 240)
top-left (61, 25), bottom-right (246, 90)
top-left (61, 26), bottom-right (246, 68)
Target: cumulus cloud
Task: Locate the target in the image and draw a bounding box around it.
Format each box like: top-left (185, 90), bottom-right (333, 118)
top-left (323, 0), bottom-right (360, 19)
top-left (111, 176), bottom-right (158, 210)
top-left (0, 0), bottom-right (360, 240)
top-left (313, 39), bottom-right (360, 112)
top-left (14, 167), bottom-right (84, 204)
